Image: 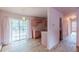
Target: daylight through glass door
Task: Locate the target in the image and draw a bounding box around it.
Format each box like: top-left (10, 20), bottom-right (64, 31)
top-left (10, 18), bottom-right (29, 42)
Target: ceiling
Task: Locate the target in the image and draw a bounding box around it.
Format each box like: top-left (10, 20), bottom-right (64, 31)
top-left (0, 7), bottom-right (78, 18)
top-left (55, 7), bottom-right (78, 15)
top-left (0, 7), bottom-right (47, 18)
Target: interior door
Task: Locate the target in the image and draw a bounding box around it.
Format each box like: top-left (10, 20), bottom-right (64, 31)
top-left (59, 18), bottom-right (63, 41)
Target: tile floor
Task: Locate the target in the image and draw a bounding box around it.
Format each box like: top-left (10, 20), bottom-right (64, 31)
top-left (50, 32), bottom-right (76, 52)
top-left (0, 32), bottom-right (77, 52)
top-left (1, 39), bottom-right (49, 52)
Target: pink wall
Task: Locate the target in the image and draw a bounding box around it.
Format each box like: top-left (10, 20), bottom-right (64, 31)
top-left (47, 8), bottom-right (63, 49)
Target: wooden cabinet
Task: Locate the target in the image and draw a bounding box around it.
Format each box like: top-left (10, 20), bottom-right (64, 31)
top-left (32, 29), bottom-right (41, 39)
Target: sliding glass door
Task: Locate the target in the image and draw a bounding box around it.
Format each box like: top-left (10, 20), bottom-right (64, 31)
top-left (19, 20), bottom-right (29, 40)
top-left (10, 18), bottom-right (29, 42)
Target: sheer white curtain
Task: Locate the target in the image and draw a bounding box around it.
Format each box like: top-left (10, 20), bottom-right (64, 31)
top-left (27, 17), bottom-right (32, 39)
top-left (1, 16), bottom-right (10, 45)
top-left (0, 17), bottom-right (2, 45)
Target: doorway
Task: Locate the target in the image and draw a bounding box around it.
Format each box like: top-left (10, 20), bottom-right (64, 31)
top-left (67, 18), bottom-right (77, 44)
top-left (70, 19), bottom-right (77, 44)
top-left (59, 18), bottom-right (63, 41)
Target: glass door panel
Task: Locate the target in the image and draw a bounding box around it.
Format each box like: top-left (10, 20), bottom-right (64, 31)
top-left (19, 20), bottom-right (27, 40)
top-left (10, 18), bottom-right (29, 42)
top-left (11, 19), bottom-right (20, 41)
